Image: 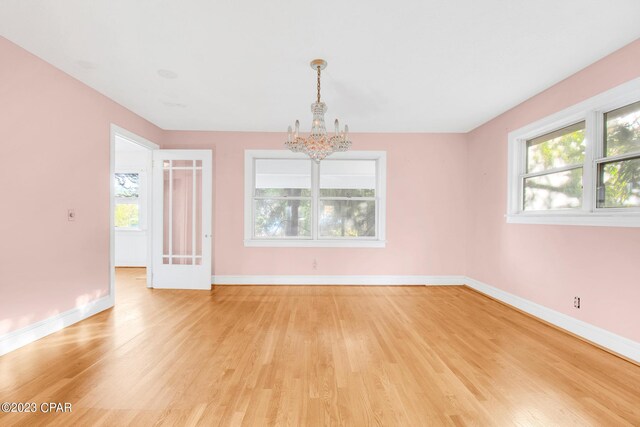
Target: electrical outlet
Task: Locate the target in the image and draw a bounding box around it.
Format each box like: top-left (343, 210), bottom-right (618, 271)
top-left (573, 296), bottom-right (580, 309)
top-left (312, 259), bottom-right (318, 270)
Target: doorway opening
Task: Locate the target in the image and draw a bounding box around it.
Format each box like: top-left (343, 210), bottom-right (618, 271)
top-left (110, 125), bottom-right (159, 302)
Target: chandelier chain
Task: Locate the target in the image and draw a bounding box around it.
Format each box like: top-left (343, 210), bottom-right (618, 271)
top-left (316, 66), bottom-right (321, 104)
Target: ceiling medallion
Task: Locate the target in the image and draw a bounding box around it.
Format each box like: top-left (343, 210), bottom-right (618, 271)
top-left (285, 59), bottom-right (351, 162)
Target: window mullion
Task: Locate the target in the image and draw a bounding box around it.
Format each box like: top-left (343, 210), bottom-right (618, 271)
top-left (582, 111), bottom-right (598, 213)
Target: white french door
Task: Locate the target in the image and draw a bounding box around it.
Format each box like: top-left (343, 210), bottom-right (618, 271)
top-left (152, 150), bottom-right (212, 289)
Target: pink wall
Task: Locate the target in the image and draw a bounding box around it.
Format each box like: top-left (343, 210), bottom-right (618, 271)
top-left (0, 37), bottom-right (164, 335)
top-left (3, 31), bottom-right (639, 348)
top-left (163, 132), bottom-right (469, 276)
top-left (1, 34), bottom-right (468, 337)
top-left (466, 39), bottom-right (640, 343)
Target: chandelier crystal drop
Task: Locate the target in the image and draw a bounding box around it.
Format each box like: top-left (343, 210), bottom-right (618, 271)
top-left (285, 59), bottom-right (351, 162)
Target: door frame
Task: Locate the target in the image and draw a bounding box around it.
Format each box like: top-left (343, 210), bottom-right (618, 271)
top-left (110, 124), bottom-right (160, 299)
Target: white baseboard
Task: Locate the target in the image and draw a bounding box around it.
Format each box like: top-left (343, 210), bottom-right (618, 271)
top-left (212, 275), bottom-right (466, 286)
top-left (463, 277), bottom-right (640, 364)
top-left (0, 296), bottom-right (114, 357)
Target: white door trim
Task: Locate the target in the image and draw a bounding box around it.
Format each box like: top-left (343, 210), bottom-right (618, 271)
top-left (110, 124), bottom-right (159, 297)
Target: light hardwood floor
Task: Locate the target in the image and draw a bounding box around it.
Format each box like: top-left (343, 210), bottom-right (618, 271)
top-left (1, 268), bottom-right (639, 426)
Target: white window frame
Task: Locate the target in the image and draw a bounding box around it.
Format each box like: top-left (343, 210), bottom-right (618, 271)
top-left (507, 77), bottom-right (640, 227)
top-left (114, 169), bottom-right (147, 231)
top-left (244, 150), bottom-right (387, 247)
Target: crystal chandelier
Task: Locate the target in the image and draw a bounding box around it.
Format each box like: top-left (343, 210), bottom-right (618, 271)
top-left (285, 59), bottom-right (351, 162)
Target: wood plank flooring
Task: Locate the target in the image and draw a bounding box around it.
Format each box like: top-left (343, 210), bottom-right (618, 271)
top-left (1, 268), bottom-right (639, 426)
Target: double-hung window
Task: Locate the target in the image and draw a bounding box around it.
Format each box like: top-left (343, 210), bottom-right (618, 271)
top-left (507, 77), bottom-right (640, 226)
top-left (245, 150), bottom-right (386, 247)
top-left (114, 172), bottom-right (146, 229)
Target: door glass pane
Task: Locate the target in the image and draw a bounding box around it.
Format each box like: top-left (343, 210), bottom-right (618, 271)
top-left (523, 168), bottom-right (583, 210)
top-left (162, 158), bottom-right (205, 265)
top-left (526, 122), bottom-right (585, 173)
top-left (195, 169), bottom-right (202, 257)
top-left (605, 101), bottom-right (640, 157)
top-left (172, 168), bottom-right (193, 256)
top-left (319, 200), bottom-right (376, 237)
top-left (163, 169), bottom-right (170, 256)
top-left (320, 160), bottom-right (376, 197)
top-left (597, 157), bottom-right (640, 208)
top-left (173, 160), bottom-right (194, 168)
top-left (255, 159), bottom-right (311, 197)
top-left (254, 199), bottom-right (311, 237)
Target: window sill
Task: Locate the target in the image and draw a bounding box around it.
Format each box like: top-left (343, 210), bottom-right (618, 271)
top-left (115, 228), bottom-right (146, 233)
top-left (244, 239), bottom-right (386, 248)
top-left (506, 213), bottom-right (640, 227)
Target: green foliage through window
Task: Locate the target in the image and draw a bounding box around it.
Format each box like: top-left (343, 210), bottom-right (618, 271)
top-left (115, 203), bottom-right (139, 228)
top-left (254, 189), bottom-right (311, 237)
top-left (526, 122), bottom-right (585, 173)
top-left (598, 158), bottom-right (640, 208)
top-left (319, 200), bottom-right (375, 237)
top-left (604, 101), bottom-right (640, 157)
top-left (524, 123), bottom-right (585, 210)
top-left (598, 102), bottom-right (640, 208)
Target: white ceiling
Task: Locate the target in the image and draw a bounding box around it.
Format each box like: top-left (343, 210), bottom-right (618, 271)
top-left (1, 1), bottom-right (639, 132)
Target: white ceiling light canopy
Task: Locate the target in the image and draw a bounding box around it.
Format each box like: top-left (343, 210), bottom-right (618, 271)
top-left (285, 59), bottom-right (351, 162)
